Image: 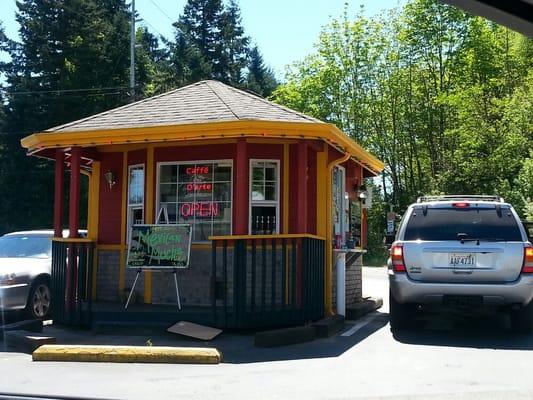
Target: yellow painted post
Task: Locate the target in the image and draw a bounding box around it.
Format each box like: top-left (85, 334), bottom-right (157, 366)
top-left (88, 161), bottom-right (101, 299)
top-left (119, 151), bottom-right (128, 296)
top-left (316, 151), bottom-right (330, 314)
top-left (87, 161), bottom-right (100, 240)
top-left (283, 143), bottom-right (290, 303)
top-left (144, 145), bottom-right (154, 304)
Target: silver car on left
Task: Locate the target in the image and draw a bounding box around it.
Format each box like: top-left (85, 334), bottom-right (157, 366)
top-left (0, 230), bottom-right (55, 319)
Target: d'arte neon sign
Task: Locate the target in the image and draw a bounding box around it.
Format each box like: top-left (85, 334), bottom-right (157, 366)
top-left (180, 166), bottom-right (219, 218)
top-left (185, 166), bottom-right (212, 192)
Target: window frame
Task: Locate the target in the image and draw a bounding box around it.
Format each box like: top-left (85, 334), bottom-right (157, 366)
top-left (332, 165), bottom-right (347, 244)
top-left (249, 159), bottom-right (281, 235)
top-left (127, 164), bottom-right (145, 242)
top-left (155, 159), bottom-right (234, 242)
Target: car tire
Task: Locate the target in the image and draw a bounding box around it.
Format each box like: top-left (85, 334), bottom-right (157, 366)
top-left (389, 290), bottom-right (412, 331)
top-left (26, 278), bottom-right (51, 320)
top-left (510, 301), bottom-right (533, 334)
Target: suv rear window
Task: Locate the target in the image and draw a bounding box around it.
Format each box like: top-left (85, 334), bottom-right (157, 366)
top-left (403, 207), bottom-right (522, 241)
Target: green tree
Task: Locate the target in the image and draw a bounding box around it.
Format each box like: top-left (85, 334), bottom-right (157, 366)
top-left (246, 46), bottom-right (277, 96)
top-left (0, 0), bottom-right (132, 233)
top-left (219, 0), bottom-right (250, 84)
top-left (135, 27), bottom-right (173, 96)
top-left (169, 0), bottom-right (269, 88)
top-left (172, 0), bottom-right (223, 82)
top-left (272, 0), bottom-right (533, 259)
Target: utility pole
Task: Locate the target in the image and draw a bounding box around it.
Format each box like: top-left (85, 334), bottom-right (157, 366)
top-left (130, 0), bottom-right (135, 101)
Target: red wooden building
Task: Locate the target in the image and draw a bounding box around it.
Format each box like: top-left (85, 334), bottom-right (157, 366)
top-left (21, 80), bottom-right (383, 328)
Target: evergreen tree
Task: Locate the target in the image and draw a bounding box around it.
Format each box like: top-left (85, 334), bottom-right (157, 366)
top-left (173, 0), bottom-right (223, 81)
top-left (167, 28), bottom-right (212, 86)
top-left (0, 0), bottom-right (132, 233)
top-left (136, 26), bottom-right (172, 96)
top-left (246, 45), bottom-right (278, 96)
top-left (169, 0), bottom-right (251, 86)
top-left (219, 0), bottom-right (250, 84)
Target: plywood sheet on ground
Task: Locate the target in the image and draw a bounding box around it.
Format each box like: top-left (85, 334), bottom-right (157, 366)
top-left (167, 321), bottom-right (222, 341)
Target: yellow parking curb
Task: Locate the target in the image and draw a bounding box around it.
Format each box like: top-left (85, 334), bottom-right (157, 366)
top-left (32, 345), bottom-right (222, 364)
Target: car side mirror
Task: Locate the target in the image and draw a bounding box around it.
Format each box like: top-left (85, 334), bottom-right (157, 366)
top-left (383, 234), bottom-right (395, 249)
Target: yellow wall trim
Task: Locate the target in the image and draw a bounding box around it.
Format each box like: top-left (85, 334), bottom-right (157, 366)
top-left (209, 234), bottom-right (325, 241)
top-left (97, 244), bottom-right (125, 251)
top-left (21, 120), bottom-right (384, 174)
top-left (87, 161), bottom-right (100, 241)
top-left (52, 237), bottom-right (94, 243)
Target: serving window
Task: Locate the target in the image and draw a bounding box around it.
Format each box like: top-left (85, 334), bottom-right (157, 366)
top-left (127, 164), bottom-right (145, 242)
top-left (157, 161), bottom-right (232, 241)
top-left (249, 160), bottom-right (279, 234)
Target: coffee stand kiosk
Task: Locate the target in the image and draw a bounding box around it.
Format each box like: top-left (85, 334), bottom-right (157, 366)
top-left (21, 80), bottom-right (384, 329)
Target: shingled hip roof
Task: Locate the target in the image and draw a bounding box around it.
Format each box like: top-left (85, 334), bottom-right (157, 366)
top-left (20, 80), bottom-right (384, 175)
top-left (45, 80), bottom-right (323, 133)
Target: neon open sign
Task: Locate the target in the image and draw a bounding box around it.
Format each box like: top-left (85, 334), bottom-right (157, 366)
top-left (180, 202), bottom-right (219, 218)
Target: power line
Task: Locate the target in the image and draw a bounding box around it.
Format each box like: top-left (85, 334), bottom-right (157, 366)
top-left (147, 0), bottom-right (174, 24)
top-left (140, 19), bottom-right (168, 41)
top-left (0, 86), bottom-right (129, 96)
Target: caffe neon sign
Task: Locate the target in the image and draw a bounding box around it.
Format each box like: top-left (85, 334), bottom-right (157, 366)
top-left (185, 166), bottom-right (212, 192)
top-left (180, 165), bottom-right (219, 218)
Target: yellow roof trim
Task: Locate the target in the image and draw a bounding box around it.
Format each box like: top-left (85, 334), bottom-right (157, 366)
top-left (21, 120), bottom-right (384, 174)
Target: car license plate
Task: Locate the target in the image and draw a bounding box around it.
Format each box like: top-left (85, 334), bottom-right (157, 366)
top-left (449, 253), bottom-right (476, 268)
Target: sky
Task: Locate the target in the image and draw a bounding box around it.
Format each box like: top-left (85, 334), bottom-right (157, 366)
top-left (1, 0), bottom-right (404, 79)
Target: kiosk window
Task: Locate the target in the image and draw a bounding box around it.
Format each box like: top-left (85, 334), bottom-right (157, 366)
top-left (250, 160), bottom-right (279, 234)
top-left (127, 164), bottom-right (145, 242)
top-left (157, 161), bottom-right (232, 241)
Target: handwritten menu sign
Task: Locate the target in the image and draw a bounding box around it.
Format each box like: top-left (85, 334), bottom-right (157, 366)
top-left (126, 224), bottom-right (192, 269)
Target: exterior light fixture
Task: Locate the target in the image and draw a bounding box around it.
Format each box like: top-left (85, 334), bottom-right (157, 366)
top-left (356, 185), bottom-right (367, 201)
top-left (104, 171), bottom-right (117, 189)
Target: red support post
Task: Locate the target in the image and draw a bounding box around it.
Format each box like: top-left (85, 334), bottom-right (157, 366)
top-left (68, 147), bottom-right (81, 238)
top-left (65, 147), bottom-right (82, 314)
top-left (296, 141), bottom-right (308, 233)
top-left (234, 139), bottom-right (248, 234)
top-left (53, 150), bottom-right (65, 238)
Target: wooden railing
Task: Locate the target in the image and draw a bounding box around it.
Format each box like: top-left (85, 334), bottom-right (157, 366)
top-left (210, 234), bottom-right (325, 329)
top-left (51, 238), bottom-right (95, 326)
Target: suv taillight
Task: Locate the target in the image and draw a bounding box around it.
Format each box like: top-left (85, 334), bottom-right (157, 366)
top-left (391, 244), bottom-right (406, 272)
top-left (522, 247), bottom-right (533, 274)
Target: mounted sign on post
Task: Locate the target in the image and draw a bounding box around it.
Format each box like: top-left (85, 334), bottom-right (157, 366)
top-left (125, 224), bottom-right (192, 310)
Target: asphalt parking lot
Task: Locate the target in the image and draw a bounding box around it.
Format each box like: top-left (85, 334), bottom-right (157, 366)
top-left (1, 266), bottom-right (533, 400)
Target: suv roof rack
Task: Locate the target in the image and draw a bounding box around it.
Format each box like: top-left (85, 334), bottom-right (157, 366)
top-left (416, 195), bottom-right (505, 203)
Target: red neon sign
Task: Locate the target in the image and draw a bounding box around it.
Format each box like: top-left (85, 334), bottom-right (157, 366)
top-left (185, 166), bottom-right (209, 175)
top-left (180, 202), bottom-right (219, 218)
top-left (186, 183), bottom-right (212, 192)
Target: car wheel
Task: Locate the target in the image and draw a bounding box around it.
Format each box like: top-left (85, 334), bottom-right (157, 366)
top-left (510, 301), bottom-right (533, 334)
top-left (26, 279), bottom-right (51, 320)
top-left (389, 290), bottom-right (412, 331)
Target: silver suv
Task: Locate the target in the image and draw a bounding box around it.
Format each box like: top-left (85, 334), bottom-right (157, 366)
top-left (388, 195), bottom-right (533, 333)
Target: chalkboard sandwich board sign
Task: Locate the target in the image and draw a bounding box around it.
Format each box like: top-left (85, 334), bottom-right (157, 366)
top-left (126, 224), bottom-right (192, 269)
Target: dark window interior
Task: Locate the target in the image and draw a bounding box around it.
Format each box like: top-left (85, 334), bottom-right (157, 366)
top-left (404, 207), bottom-right (522, 241)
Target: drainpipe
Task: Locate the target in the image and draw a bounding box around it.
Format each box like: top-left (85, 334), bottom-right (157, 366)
top-left (325, 151), bottom-right (350, 316)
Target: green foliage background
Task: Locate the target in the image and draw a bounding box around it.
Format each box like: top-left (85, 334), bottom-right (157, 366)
top-left (271, 1), bottom-right (533, 262)
top-left (0, 0), bottom-right (277, 234)
top-left (0, 0), bottom-right (531, 264)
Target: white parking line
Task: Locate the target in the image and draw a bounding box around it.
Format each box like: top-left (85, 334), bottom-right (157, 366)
top-left (341, 311), bottom-right (381, 336)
